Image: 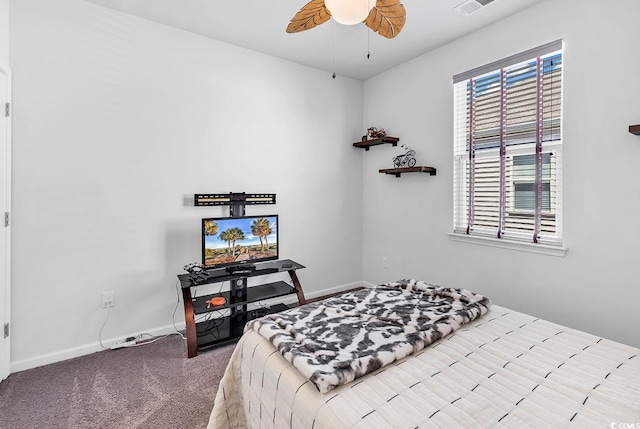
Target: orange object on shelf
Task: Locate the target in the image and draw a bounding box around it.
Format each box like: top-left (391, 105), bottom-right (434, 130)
top-left (206, 297), bottom-right (226, 308)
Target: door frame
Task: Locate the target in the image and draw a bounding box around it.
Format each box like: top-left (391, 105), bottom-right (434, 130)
top-left (0, 63), bottom-right (11, 381)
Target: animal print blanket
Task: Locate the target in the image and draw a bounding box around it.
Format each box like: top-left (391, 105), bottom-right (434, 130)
top-left (246, 279), bottom-right (491, 393)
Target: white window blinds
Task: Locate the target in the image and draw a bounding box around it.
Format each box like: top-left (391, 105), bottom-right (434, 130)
top-left (453, 40), bottom-right (563, 245)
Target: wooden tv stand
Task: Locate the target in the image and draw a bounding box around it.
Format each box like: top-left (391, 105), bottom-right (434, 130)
top-left (177, 259), bottom-right (306, 358)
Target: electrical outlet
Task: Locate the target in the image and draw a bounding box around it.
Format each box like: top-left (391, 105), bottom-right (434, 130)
top-left (382, 256), bottom-right (389, 268)
top-left (101, 291), bottom-right (115, 309)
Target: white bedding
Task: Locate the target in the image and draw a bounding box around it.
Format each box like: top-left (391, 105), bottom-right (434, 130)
top-left (208, 305), bottom-right (640, 428)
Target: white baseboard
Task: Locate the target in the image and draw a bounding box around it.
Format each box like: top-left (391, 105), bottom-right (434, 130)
top-left (306, 280), bottom-right (371, 299)
top-left (10, 281), bottom-right (371, 374)
top-left (10, 322), bottom-right (186, 374)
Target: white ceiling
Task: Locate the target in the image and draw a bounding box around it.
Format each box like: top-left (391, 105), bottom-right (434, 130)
top-left (83, 0), bottom-right (546, 81)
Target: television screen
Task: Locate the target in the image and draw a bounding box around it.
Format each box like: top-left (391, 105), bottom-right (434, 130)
top-left (202, 215), bottom-right (279, 269)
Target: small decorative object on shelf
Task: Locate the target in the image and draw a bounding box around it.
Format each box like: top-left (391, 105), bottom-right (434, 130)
top-left (362, 126), bottom-right (387, 141)
top-left (392, 144), bottom-right (417, 168)
top-left (629, 125), bottom-right (640, 135)
top-left (206, 296), bottom-right (226, 308)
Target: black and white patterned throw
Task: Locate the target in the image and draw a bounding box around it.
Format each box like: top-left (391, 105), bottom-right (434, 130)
top-left (246, 279), bottom-right (491, 393)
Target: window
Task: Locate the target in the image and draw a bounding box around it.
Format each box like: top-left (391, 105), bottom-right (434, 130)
top-left (513, 154), bottom-right (551, 212)
top-left (453, 40), bottom-right (563, 246)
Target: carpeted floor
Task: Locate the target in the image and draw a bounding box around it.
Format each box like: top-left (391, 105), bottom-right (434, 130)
top-left (0, 334), bottom-right (235, 429)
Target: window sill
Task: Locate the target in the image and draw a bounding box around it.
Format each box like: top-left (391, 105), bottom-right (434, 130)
top-left (448, 233), bottom-right (567, 257)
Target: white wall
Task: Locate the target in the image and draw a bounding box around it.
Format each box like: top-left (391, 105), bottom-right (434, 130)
top-left (9, 0), bottom-right (364, 370)
top-left (0, 0), bottom-right (8, 66)
top-left (362, 0), bottom-right (640, 348)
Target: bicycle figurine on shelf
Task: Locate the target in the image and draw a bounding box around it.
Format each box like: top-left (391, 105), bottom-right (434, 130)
top-left (392, 144), bottom-right (417, 168)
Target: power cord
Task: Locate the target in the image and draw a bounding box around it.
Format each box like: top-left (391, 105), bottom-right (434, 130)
top-left (101, 277), bottom-right (233, 351)
top-left (98, 307), bottom-right (111, 350)
top-left (116, 280), bottom-right (190, 347)
top-left (120, 332), bottom-right (184, 348)
top-left (99, 280), bottom-right (187, 350)
top-left (195, 309), bottom-right (225, 341)
top-left (172, 279), bottom-right (186, 339)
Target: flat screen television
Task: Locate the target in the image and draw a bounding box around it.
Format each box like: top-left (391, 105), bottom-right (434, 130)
top-left (202, 214), bottom-right (279, 269)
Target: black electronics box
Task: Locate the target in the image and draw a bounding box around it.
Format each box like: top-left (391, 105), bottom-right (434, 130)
top-left (248, 303), bottom-right (291, 320)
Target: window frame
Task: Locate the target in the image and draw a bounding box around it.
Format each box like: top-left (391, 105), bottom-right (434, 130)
top-left (451, 41), bottom-right (566, 256)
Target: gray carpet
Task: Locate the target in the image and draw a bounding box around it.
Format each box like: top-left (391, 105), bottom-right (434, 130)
top-left (0, 334), bottom-right (236, 429)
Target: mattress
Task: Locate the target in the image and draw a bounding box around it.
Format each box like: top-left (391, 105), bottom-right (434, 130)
top-left (208, 305), bottom-right (640, 428)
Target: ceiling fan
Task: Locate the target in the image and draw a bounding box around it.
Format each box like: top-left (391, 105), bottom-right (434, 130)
top-left (286, 0), bottom-right (406, 39)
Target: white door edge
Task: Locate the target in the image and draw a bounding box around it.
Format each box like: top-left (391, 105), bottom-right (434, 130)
top-left (0, 63), bottom-right (11, 382)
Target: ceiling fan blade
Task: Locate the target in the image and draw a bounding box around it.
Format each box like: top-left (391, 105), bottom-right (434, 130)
top-left (286, 0), bottom-right (331, 34)
top-left (365, 0), bottom-right (406, 39)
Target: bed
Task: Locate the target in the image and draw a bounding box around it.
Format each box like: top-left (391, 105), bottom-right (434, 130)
top-left (208, 280), bottom-right (640, 428)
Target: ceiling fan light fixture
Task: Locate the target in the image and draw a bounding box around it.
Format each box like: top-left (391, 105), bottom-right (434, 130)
top-left (325, 0), bottom-right (374, 25)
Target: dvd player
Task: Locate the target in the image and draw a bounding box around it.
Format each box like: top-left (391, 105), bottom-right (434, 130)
top-left (226, 264), bottom-right (256, 275)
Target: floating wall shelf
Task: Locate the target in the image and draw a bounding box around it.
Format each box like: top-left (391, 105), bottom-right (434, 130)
top-left (379, 166), bottom-right (437, 177)
top-left (353, 136), bottom-right (400, 150)
top-left (629, 125), bottom-right (640, 135)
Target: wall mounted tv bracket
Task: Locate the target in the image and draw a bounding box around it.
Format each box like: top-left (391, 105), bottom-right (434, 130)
top-left (194, 192), bottom-right (276, 217)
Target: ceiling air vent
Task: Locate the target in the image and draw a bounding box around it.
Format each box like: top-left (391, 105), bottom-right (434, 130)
top-left (455, 0), bottom-right (495, 16)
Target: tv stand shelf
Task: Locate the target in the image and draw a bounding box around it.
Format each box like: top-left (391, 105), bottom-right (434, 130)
top-left (178, 259), bottom-right (306, 358)
top-left (191, 281), bottom-right (296, 315)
